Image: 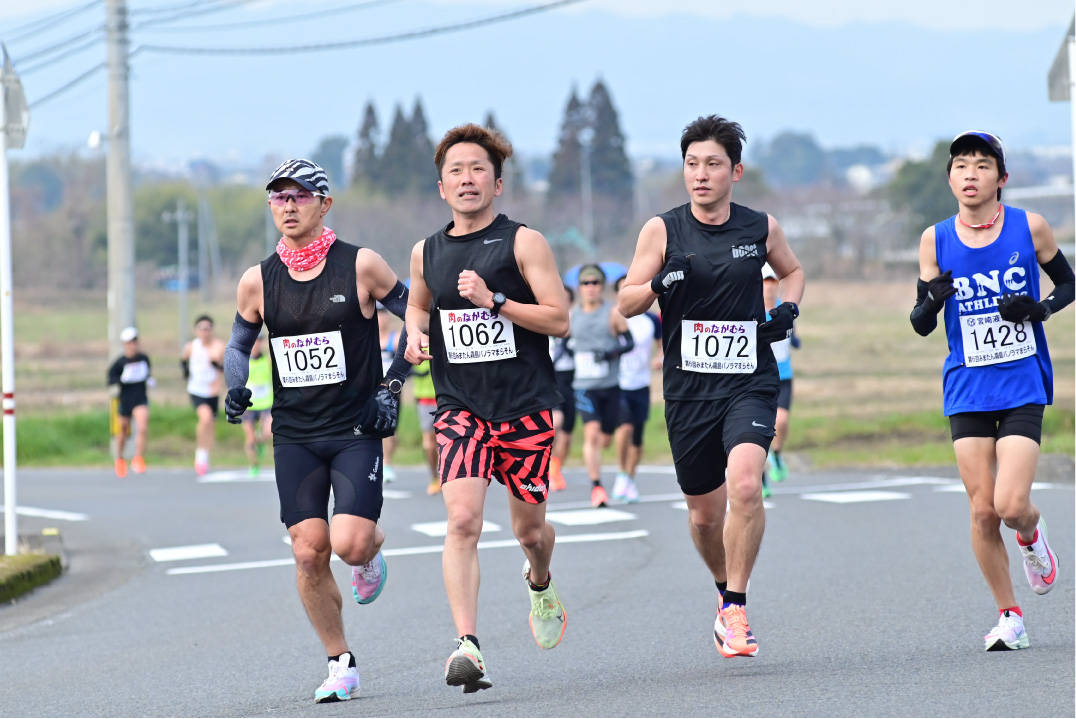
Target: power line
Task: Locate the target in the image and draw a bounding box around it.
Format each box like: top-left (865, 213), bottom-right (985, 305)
top-left (2, 0), bottom-right (102, 43)
top-left (28, 62), bottom-right (107, 109)
top-left (13, 27), bottom-right (106, 68)
top-left (138, 0), bottom-right (586, 55)
top-left (19, 35), bottom-right (105, 75)
top-left (128, 0), bottom-right (220, 16)
top-left (137, 0), bottom-right (402, 33)
top-left (131, 0), bottom-right (265, 30)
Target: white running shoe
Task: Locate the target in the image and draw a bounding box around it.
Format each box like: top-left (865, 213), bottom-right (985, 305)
top-left (611, 472), bottom-right (630, 500)
top-left (383, 465), bottom-right (396, 483)
top-left (1020, 518), bottom-right (1058, 595)
top-left (622, 476), bottom-right (640, 503)
top-left (984, 611), bottom-right (1029, 651)
top-left (314, 654), bottom-right (360, 702)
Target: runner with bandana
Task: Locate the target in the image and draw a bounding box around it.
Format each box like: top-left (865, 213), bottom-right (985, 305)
top-left (222, 159), bottom-right (413, 703)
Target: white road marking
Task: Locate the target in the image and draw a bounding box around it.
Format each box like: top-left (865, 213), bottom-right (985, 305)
top-left (197, 470), bottom-right (273, 483)
top-left (933, 481), bottom-right (1057, 493)
top-left (150, 543), bottom-right (228, 562)
top-left (546, 508), bottom-right (637, 526)
top-left (411, 520), bottom-right (502, 537)
top-left (772, 477), bottom-right (951, 495)
top-left (670, 501), bottom-right (775, 510)
top-left (801, 491), bottom-right (911, 504)
top-left (0, 505), bottom-right (89, 521)
top-left (166, 529), bottom-right (649, 575)
top-left (383, 490), bottom-right (412, 499)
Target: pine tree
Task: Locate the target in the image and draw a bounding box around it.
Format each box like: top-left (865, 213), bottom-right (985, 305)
top-left (311, 135), bottom-right (349, 190)
top-left (485, 111), bottom-right (525, 198)
top-left (352, 101), bottom-right (380, 187)
top-left (547, 87), bottom-right (586, 201)
top-left (379, 104), bottom-right (413, 194)
top-left (586, 79), bottom-right (634, 226)
top-left (409, 98), bottom-right (437, 193)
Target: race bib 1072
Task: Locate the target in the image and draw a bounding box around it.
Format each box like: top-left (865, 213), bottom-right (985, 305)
top-left (680, 320), bottom-right (757, 374)
top-left (271, 331), bottom-right (346, 387)
top-left (440, 309), bottom-right (517, 363)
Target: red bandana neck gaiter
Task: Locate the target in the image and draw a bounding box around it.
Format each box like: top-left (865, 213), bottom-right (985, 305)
top-left (276, 227), bottom-right (336, 271)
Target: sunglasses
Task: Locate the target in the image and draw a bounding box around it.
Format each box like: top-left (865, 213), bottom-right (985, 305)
top-left (579, 280), bottom-right (603, 286)
top-left (268, 189), bottom-right (326, 206)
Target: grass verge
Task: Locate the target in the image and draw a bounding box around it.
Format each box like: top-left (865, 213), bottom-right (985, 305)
top-left (5, 402), bottom-right (1072, 471)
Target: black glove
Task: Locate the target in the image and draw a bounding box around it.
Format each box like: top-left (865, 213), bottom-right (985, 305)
top-left (224, 387), bottom-right (253, 425)
top-left (923, 270), bottom-right (956, 313)
top-left (758, 302), bottom-right (799, 344)
top-left (650, 254), bottom-right (693, 295)
top-left (998, 293), bottom-right (1050, 323)
top-left (356, 385), bottom-right (400, 437)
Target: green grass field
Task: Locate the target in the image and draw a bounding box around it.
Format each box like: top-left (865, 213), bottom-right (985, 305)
top-left (2, 280), bottom-right (1073, 470)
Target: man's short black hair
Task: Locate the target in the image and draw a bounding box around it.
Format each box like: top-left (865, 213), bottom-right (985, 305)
top-left (680, 115), bottom-right (747, 166)
top-left (194, 315), bottom-right (213, 326)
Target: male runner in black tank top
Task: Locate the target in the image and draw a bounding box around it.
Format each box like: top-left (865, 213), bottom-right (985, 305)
top-left (404, 124), bottom-right (570, 693)
top-left (619, 116), bottom-right (805, 659)
top-left (220, 159), bottom-right (413, 704)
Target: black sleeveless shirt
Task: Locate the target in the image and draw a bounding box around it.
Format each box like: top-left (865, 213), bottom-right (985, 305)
top-left (658, 202), bottom-right (779, 401)
top-left (423, 214), bottom-right (562, 421)
top-left (261, 240), bottom-right (381, 442)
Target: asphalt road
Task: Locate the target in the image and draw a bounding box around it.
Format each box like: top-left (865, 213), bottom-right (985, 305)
top-left (0, 461), bottom-right (1072, 718)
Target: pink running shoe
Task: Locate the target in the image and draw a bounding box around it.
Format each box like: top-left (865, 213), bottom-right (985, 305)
top-left (352, 551), bottom-right (387, 604)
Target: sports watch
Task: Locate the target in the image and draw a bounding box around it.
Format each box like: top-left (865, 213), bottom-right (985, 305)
top-left (384, 378), bottom-right (403, 394)
top-left (491, 292), bottom-right (507, 316)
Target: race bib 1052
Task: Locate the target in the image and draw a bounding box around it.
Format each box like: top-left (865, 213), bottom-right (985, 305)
top-left (271, 331), bottom-right (346, 387)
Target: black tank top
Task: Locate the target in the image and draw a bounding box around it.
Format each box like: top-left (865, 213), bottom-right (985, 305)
top-left (261, 240), bottom-right (381, 442)
top-left (423, 214), bottom-right (562, 421)
top-left (659, 202), bottom-right (779, 401)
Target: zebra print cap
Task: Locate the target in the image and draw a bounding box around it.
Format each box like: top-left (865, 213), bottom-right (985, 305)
top-left (265, 159), bottom-right (330, 194)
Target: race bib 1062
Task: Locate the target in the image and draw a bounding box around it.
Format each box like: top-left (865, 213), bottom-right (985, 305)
top-left (440, 309), bottom-right (517, 363)
top-left (271, 331), bottom-right (346, 387)
top-left (960, 311), bottom-right (1037, 367)
top-left (680, 320), bottom-right (757, 374)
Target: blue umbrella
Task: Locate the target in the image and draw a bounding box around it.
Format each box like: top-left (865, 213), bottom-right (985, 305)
top-left (563, 261), bottom-right (628, 289)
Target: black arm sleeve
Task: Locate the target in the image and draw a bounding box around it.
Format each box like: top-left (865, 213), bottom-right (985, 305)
top-left (1041, 249), bottom-right (1075, 318)
top-left (615, 329), bottom-right (635, 356)
top-left (378, 281), bottom-right (409, 320)
top-left (909, 279), bottom-right (940, 337)
top-left (384, 327), bottom-right (412, 384)
top-left (108, 358), bottom-right (122, 386)
top-left (224, 312), bottom-right (262, 391)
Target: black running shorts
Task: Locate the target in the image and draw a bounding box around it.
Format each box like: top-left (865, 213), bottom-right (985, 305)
top-left (618, 387), bottom-right (650, 447)
top-left (273, 438), bottom-right (384, 528)
top-left (665, 390), bottom-right (778, 495)
top-left (777, 379), bottom-right (793, 411)
top-left (554, 370), bottom-right (576, 431)
top-left (949, 403), bottom-right (1045, 444)
top-left (190, 393), bottom-right (219, 416)
top-left (575, 386), bottom-right (621, 435)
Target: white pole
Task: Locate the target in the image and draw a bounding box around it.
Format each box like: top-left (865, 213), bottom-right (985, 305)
top-left (1069, 35), bottom-right (1075, 215)
top-left (0, 82), bottom-right (17, 555)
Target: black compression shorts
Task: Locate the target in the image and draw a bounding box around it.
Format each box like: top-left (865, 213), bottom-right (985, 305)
top-left (618, 387), bottom-right (650, 446)
top-left (575, 386), bottom-right (621, 435)
top-left (777, 379), bottom-right (793, 411)
top-left (273, 438), bottom-right (384, 528)
top-left (949, 403), bottom-right (1045, 444)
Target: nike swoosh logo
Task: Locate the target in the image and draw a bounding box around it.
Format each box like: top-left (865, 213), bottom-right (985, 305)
top-left (752, 421), bottom-right (769, 428)
top-left (483, 238), bottom-right (504, 244)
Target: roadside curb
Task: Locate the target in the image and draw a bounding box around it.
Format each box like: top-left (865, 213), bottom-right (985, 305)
top-left (0, 553), bottom-right (62, 603)
top-left (0, 529), bottom-right (68, 604)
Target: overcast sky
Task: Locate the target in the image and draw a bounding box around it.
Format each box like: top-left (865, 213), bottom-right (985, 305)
top-left (2, 1), bottom-right (1073, 167)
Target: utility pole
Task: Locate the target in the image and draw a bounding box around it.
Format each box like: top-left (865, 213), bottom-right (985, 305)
top-left (1, 46), bottom-right (28, 556)
top-left (106, 0), bottom-right (135, 357)
top-left (162, 199), bottom-right (193, 352)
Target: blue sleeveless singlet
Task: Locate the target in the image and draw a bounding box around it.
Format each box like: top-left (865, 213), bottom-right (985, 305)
top-left (935, 206), bottom-right (1052, 415)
